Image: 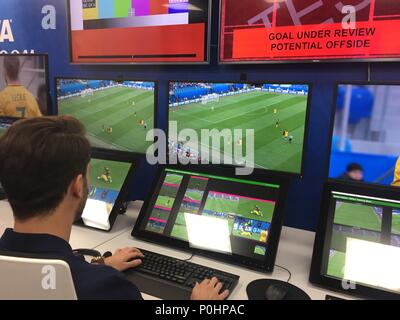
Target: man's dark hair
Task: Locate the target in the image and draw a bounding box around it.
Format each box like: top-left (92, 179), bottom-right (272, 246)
top-left (0, 116), bottom-right (91, 220)
top-left (347, 163), bottom-right (363, 173)
top-left (3, 56), bottom-right (20, 81)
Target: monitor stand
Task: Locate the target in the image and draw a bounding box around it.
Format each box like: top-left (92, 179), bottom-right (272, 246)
top-left (247, 279), bottom-right (311, 300)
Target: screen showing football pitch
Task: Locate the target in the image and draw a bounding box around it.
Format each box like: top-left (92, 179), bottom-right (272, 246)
top-left (56, 78), bottom-right (155, 154)
top-left (138, 168), bottom-right (282, 261)
top-left (323, 191), bottom-right (400, 293)
top-left (82, 157), bottom-right (132, 230)
top-left (168, 82), bottom-right (310, 175)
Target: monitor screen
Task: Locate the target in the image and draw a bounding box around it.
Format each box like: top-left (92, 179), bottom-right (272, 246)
top-left (168, 82), bottom-right (310, 175)
top-left (133, 166), bottom-right (288, 271)
top-left (318, 187), bottom-right (400, 296)
top-left (0, 54), bottom-right (50, 135)
top-left (220, 0), bottom-right (400, 63)
top-left (56, 78), bottom-right (156, 154)
top-left (329, 83), bottom-right (400, 186)
top-left (68, 0), bottom-right (210, 64)
top-left (81, 154), bottom-right (134, 230)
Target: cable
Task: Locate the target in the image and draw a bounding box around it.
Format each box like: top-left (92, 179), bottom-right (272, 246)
top-left (275, 264), bottom-right (292, 283)
top-left (182, 253), bottom-right (195, 262)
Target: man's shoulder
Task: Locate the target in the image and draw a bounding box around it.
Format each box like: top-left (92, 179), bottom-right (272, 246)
top-left (70, 258), bottom-right (142, 300)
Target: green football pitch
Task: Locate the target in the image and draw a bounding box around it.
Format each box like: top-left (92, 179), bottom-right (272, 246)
top-left (170, 195), bottom-right (275, 241)
top-left (164, 173), bottom-right (183, 185)
top-left (183, 189), bottom-right (204, 201)
top-left (58, 86), bottom-right (154, 153)
top-left (327, 250), bottom-right (346, 279)
top-left (155, 195), bottom-right (175, 209)
top-left (169, 91), bottom-right (308, 173)
top-left (204, 196), bottom-right (274, 223)
top-left (148, 208), bottom-right (170, 222)
top-left (89, 159), bottom-right (131, 191)
top-left (392, 213), bottom-right (400, 235)
top-left (334, 202), bottom-right (382, 232)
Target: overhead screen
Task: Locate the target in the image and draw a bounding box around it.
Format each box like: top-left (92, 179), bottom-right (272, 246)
top-left (329, 83), bottom-right (400, 186)
top-left (220, 0), bottom-right (400, 63)
top-left (56, 78), bottom-right (155, 154)
top-left (168, 82), bottom-right (310, 175)
top-left (68, 0), bottom-right (210, 64)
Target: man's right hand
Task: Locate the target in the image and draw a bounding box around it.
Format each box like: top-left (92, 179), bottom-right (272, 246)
top-left (190, 277), bottom-right (230, 300)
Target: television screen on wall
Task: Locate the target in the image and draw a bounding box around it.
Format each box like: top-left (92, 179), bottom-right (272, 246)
top-left (329, 83), bottom-right (400, 187)
top-left (168, 81), bottom-right (311, 176)
top-left (220, 0), bottom-right (400, 63)
top-left (68, 0), bottom-right (210, 64)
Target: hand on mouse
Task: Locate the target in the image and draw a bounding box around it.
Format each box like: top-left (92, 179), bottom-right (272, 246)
top-left (104, 247), bottom-right (144, 272)
top-left (190, 277), bottom-right (229, 300)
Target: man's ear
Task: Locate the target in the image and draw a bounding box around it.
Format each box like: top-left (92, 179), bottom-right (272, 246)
top-left (70, 174), bottom-right (84, 199)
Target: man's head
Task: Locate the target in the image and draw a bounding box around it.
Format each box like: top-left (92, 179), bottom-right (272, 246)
top-left (347, 163), bottom-right (364, 181)
top-left (0, 116), bottom-right (91, 222)
top-left (3, 56), bottom-right (20, 83)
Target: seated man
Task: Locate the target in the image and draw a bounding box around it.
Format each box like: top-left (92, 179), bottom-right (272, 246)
top-left (393, 157), bottom-right (400, 187)
top-left (0, 116), bottom-right (228, 300)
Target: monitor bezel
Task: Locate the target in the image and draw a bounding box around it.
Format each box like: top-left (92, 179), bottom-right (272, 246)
top-left (132, 164), bottom-right (290, 273)
top-left (75, 149), bottom-right (140, 232)
top-left (325, 81), bottom-right (400, 184)
top-left (166, 80), bottom-right (313, 178)
top-left (218, 0), bottom-right (400, 65)
top-left (54, 76), bottom-right (158, 157)
top-left (0, 53), bottom-right (52, 118)
top-left (66, 0), bottom-right (212, 65)
top-left (309, 179), bottom-right (400, 300)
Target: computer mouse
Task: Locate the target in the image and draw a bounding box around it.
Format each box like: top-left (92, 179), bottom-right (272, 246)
top-left (265, 284), bottom-right (288, 300)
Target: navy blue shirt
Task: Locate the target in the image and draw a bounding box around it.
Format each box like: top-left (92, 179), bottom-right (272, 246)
top-left (0, 228), bottom-right (143, 300)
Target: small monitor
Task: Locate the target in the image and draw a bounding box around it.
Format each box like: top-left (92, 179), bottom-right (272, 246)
top-left (0, 54), bottom-right (51, 135)
top-left (77, 150), bottom-right (137, 231)
top-left (56, 78), bottom-right (156, 155)
top-left (168, 81), bottom-right (311, 175)
top-left (329, 83), bottom-right (400, 186)
top-left (310, 180), bottom-right (400, 299)
top-left (133, 165), bottom-right (289, 272)
top-left (67, 0), bottom-right (211, 64)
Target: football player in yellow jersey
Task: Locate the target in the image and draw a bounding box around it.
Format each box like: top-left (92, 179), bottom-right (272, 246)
top-left (393, 157), bottom-right (400, 187)
top-left (0, 56), bottom-right (42, 118)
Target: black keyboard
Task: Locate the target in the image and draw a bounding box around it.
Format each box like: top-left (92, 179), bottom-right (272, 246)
top-left (124, 249), bottom-right (239, 300)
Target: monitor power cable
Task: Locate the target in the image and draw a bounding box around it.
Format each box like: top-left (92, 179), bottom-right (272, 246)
top-left (275, 264), bottom-right (292, 283)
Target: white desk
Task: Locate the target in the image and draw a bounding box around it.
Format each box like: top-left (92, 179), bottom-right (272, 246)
top-left (0, 199), bottom-right (353, 300)
top-left (94, 224), bottom-right (352, 300)
top-left (0, 200), bottom-right (143, 250)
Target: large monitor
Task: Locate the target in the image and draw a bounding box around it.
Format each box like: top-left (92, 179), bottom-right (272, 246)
top-left (329, 83), bottom-right (400, 186)
top-left (77, 150), bottom-right (138, 231)
top-left (0, 54), bottom-right (51, 135)
top-left (56, 78), bottom-right (156, 155)
top-left (133, 165), bottom-right (289, 272)
top-left (168, 81), bottom-right (311, 175)
top-left (310, 180), bottom-right (400, 299)
top-left (68, 0), bottom-right (210, 64)
top-left (220, 0), bottom-right (400, 64)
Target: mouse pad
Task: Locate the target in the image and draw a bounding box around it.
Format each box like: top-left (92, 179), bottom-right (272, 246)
top-left (247, 279), bottom-right (311, 300)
